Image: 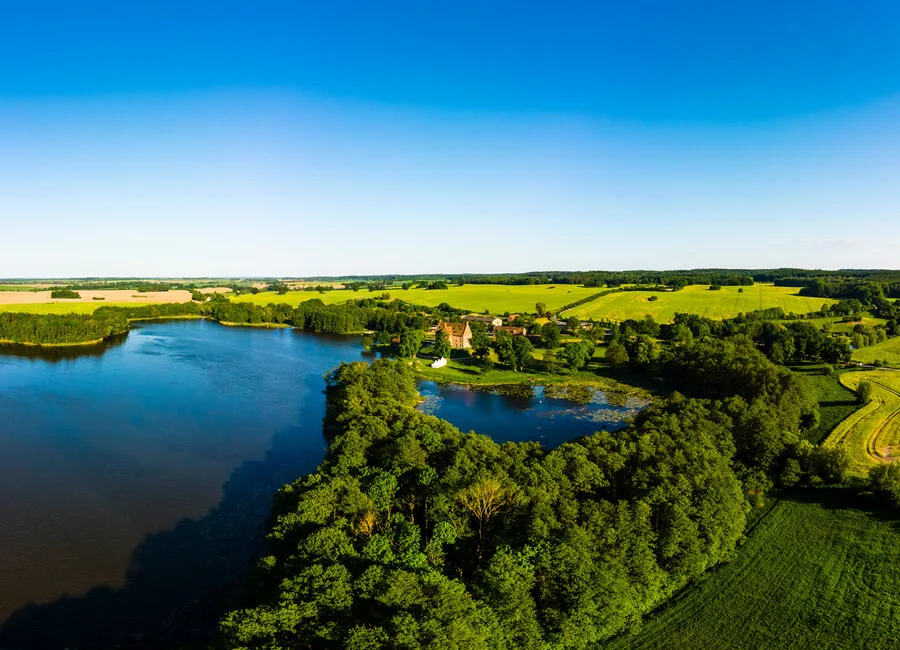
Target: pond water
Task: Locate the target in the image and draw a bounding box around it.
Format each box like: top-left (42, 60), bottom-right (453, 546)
top-left (418, 381), bottom-right (646, 447)
top-left (0, 320), bottom-right (645, 648)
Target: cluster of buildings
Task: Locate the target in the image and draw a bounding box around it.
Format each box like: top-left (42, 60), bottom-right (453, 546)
top-left (434, 313), bottom-right (527, 349)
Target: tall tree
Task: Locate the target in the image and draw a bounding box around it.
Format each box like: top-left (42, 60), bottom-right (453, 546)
top-left (398, 328), bottom-right (422, 358)
top-left (540, 322), bottom-right (561, 349)
top-left (433, 329), bottom-right (452, 359)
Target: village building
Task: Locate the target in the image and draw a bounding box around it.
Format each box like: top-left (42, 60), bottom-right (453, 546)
top-left (437, 321), bottom-right (473, 349)
top-left (494, 325), bottom-right (527, 337)
top-left (507, 313), bottom-right (520, 323)
top-left (462, 314), bottom-right (503, 328)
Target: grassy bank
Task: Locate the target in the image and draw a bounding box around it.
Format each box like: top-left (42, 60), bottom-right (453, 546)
top-left (0, 336), bottom-right (107, 347)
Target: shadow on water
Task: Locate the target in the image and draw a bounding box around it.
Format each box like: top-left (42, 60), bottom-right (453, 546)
top-left (0, 420), bottom-right (325, 649)
top-left (0, 335), bottom-right (128, 363)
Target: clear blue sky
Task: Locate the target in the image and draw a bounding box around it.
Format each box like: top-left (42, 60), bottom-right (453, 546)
top-left (1, 1), bottom-right (898, 276)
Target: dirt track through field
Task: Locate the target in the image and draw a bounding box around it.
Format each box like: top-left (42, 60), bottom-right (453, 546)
top-left (867, 380), bottom-right (900, 461)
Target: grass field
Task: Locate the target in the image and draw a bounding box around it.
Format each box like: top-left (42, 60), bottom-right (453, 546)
top-left (824, 370), bottom-right (900, 473)
top-left (794, 369), bottom-right (861, 444)
top-left (608, 492), bottom-right (900, 649)
top-left (0, 302), bottom-right (156, 314)
top-left (565, 284), bottom-right (834, 322)
top-left (853, 336), bottom-right (900, 367)
top-left (799, 315), bottom-right (888, 334)
top-left (228, 284), bottom-right (602, 314)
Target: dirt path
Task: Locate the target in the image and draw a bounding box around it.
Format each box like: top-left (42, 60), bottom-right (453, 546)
top-left (867, 380), bottom-right (900, 462)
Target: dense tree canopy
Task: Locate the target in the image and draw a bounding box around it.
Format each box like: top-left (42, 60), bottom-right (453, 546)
top-left (0, 311), bottom-right (128, 345)
top-left (215, 345), bottom-right (819, 648)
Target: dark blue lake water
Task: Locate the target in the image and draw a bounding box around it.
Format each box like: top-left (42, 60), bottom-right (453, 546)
top-left (0, 320), bottom-right (644, 648)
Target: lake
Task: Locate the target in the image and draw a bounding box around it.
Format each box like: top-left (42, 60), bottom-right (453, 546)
top-left (0, 320), bottom-right (643, 648)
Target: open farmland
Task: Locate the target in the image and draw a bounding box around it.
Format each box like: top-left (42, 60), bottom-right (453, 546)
top-left (853, 336), bottom-right (900, 367)
top-left (0, 302), bottom-right (155, 315)
top-left (608, 494), bottom-right (900, 650)
top-left (565, 284), bottom-right (834, 322)
top-left (0, 289), bottom-right (195, 306)
top-left (227, 284), bottom-right (601, 314)
top-left (824, 370), bottom-right (900, 473)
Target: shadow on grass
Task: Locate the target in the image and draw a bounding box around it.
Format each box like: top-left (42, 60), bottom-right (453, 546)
top-left (818, 399), bottom-right (861, 408)
top-left (778, 485), bottom-right (900, 529)
top-left (0, 422), bottom-right (326, 650)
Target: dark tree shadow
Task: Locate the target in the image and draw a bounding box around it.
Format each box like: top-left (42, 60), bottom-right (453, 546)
top-left (779, 485), bottom-right (900, 529)
top-left (0, 419), bottom-right (327, 650)
top-left (0, 334), bottom-right (128, 363)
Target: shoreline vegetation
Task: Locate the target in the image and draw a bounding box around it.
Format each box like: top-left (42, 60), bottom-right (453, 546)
top-left (0, 336), bottom-right (108, 348)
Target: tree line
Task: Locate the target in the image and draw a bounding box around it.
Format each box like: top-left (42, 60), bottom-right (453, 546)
top-left (0, 311), bottom-right (129, 345)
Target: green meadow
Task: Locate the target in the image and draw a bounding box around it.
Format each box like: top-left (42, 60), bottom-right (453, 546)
top-left (0, 302), bottom-right (153, 315)
top-left (853, 336), bottom-right (900, 367)
top-left (228, 284), bottom-right (601, 314)
top-left (800, 315), bottom-right (888, 334)
top-left (608, 493), bottom-right (900, 650)
top-left (566, 284), bottom-right (834, 322)
top-left (795, 369), bottom-right (861, 444)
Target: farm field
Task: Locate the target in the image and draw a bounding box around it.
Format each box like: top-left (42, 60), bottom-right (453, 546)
top-left (853, 336), bottom-right (900, 367)
top-left (0, 289), bottom-right (195, 306)
top-left (565, 284), bottom-right (834, 322)
top-left (799, 315), bottom-right (888, 334)
top-left (0, 302), bottom-right (156, 314)
top-left (824, 370), bottom-right (900, 473)
top-left (608, 493), bottom-right (900, 650)
top-left (228, 284), bottom-right (601, 314)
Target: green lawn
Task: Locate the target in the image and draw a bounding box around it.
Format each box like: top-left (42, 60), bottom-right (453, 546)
top-left (0, 302), bottom-right (152, 314)
top-left (228, 284), bottom-right (601, 314)
top-left (566, 284), bottom-right (834, 322)
top-left (853, 336), bottom-right (900, 367)
top-left (607, 492), bottom-right (900, 650)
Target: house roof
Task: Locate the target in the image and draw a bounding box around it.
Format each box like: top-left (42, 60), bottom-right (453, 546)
top-left (439, 321), bottom-right (471, 337)
top-left (495, 325), bottom-right (527, 336)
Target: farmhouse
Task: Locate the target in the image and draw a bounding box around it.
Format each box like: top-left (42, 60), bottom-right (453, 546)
top-left (437, 321), bottom-right (473, 349)
top-left (495, 325), bottom-right (527, 337)
top-left (462, 314), bottom-right (503, 328)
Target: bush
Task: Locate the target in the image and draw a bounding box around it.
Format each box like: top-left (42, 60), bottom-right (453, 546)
top-left (858, 380), bottom-right (873, 404)
top-left (869, 463), bottom-right (900, 507)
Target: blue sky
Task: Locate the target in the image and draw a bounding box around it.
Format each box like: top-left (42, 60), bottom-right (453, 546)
top-left (1, 1), bottom-right (898, 276)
